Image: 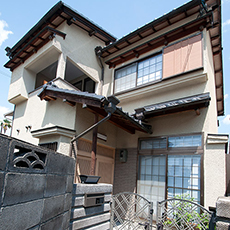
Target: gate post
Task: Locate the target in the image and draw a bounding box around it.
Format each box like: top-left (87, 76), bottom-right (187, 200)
top-left (149, 202), bottom-right (153, 230)
top-left (110, 197), bottom-right (115, 230)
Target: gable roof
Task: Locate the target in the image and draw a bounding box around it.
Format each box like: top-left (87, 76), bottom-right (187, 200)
top-left (4, 0), bottom-right (223, 116)
top-left (100, 0), bottom-right (223, 116)
top-left (4, 1), bottom-right (116, 71)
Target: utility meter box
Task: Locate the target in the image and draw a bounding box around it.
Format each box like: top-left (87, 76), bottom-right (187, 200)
top-left (119, 149), bottom-right (128, 163)
top-left (84, 193), bottom-right (104, 207)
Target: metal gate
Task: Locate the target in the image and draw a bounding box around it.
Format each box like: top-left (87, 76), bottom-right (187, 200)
top-left (110, 192), bottom-right (153, 230)
top-left (156, 198), bottom-right (215, 230)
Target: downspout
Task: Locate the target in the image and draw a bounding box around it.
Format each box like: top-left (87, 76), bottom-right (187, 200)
top-left (95, 46), bottom-right (104, 95)
top-left (69, 112), bottom-right (112, 158)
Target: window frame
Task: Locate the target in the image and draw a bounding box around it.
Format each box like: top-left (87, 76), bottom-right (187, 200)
top-left (137, 132), bottom-right (204, 206)
top-left (113, 51), bottom-right (162, 94)
top-left (113, 32), bottom-right (203, 96)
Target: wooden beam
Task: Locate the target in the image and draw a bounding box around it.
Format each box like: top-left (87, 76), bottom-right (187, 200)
top-left (195, 109), bottom-right (200, 116)
top-left (86, 106), bottom-right (136, 134)
top-left (43, 90), bottom-right (102, 107)
top-left (44, 95), bottom-right (56, 101)
top-left (63, 99), bottom-right (76, 106)
top-left (107, 19), bottom-right (207, 67)
top-left (90, 114), bottom-right (98, 175)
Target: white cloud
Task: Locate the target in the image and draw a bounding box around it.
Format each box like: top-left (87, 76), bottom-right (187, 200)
top-left (223, 115), bottom-right (230, 125)
top-left (0, 106), bottom-right (11, 120)
top-left (223, 19), bottom-right (230, 27)
top-left (0, 19), bottom-right (13, 47)
top-left (225, 94), bottom-right (229, 100)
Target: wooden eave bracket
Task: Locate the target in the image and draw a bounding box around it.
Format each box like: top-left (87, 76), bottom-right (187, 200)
top-left (63, 99), bottom-right (76, 106)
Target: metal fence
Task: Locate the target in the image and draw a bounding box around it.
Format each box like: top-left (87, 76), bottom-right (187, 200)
top-left (156, 198), bottom-right (215, 230)
top-left (110, 192), bottom-right (153, 230)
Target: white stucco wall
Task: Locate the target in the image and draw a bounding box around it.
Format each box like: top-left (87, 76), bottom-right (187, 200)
top-left (204, 135), bottom-right (228, 208)
top-left (12, 87), bottom-right (77, 145)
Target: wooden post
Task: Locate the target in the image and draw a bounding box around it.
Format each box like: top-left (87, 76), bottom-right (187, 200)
top-left (90, 114), bottom-right (98, 175)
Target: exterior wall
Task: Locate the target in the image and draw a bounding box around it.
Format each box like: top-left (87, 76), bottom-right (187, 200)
top-left (112, 30), bottom-right (217, 134)
top-left (0, 134), bottom-right (75, 230)
top-left (12, 86), bottom-right (76, 146)
top-left (113, 148), bottom-right (138, 195)
top-left (55, 23), bottom-right (105, 90)
top-left (226, 154), bottom-right (230, 195)
top-left (204, 135), bottom-right (228, 208)
top-left (8, 21), bottom-right (114, 155)
top-left (74, 103), bottom-right (117, 149)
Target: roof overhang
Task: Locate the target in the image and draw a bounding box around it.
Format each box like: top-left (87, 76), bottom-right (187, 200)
top-left (101, 0), bottom-right (223, 117)
top-left (38, 83), bottom-right (152, 134)
top-left (4, 1), bottom-right (116, 71)
top-left (134, 93), bottom-right (211, 120)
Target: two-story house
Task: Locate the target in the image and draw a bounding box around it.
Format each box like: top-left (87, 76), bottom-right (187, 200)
top-left (4, 0), bottom-right (228, 215)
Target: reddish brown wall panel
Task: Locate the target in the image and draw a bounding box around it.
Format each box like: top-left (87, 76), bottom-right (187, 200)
top-left (163, 34), bottom-right (202, 78)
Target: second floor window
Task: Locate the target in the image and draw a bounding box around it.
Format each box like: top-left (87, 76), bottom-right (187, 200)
top-left (114, 53), bottom-right (162, 93)
top-left (114, 33), bottom-right (202, 94)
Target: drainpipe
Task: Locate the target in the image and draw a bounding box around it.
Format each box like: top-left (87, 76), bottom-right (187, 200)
top-left (69, 112), bottom-right (112, 158)
top-left (95, 46), bottom-right (104, 95)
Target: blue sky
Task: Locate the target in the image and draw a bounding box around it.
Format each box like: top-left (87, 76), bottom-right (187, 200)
top-left (0, 0), bottom-right (229, 136)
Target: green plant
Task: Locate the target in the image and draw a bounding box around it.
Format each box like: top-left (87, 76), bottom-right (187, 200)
top-left (0, 119), bottom-right (12, 134)
top-left (163, 194), bottom-right (210, 229)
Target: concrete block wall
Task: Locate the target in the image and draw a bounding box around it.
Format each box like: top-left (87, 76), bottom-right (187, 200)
top-left (215, 196), bottom-right (230, 229)
top-left (70, 183), bottom-right (112, 230)
top-left (0, 134), bottom-right (75, 230)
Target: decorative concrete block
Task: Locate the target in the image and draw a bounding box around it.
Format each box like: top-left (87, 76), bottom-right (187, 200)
top-left (0, 134), bottom-right (11, 171)
top-left (42, 195), bottom-right (65, 222)
top-left (3, 173), bottom-right (46, 206)
top-left (7, 139), bottom-right (48, 174)
top-left (216, 196), bottom-right (230, 219)
top-left (44, 175), bottom-right (66, 197)
top-left (216, 221), bottom-right (230, 230)
top-left (0, 199), bottom-right (43, 230)
top-left (47, 152), bottom-right (75, 175)
top-left (73, 183), bottom-right (113, 195)
top-left (71, 203), bottom-right (110, 219)
top-left (70, 212), bottom-right (110, 229)
top-left (40, 214), bottom-right (63, 230)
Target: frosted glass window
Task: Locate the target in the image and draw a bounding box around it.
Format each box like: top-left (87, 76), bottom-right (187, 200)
top-left (137, 54), bottom-right (162, 86)
top-left (114, 63), bottom-right (136, 93)
top-left (167, 155), bottom-right (201, 203)
top-left (114, 53), bottom-right (162, 93)
top-left (168, 135), bottom-right (202, 148)
top-left (140, 138), bottom-right (167, 150)
top-left (138, 155), bottom-right (166, 220)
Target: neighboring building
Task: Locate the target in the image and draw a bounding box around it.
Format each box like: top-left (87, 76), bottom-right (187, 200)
top-left (4, 0), bottom-right (228, 216)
